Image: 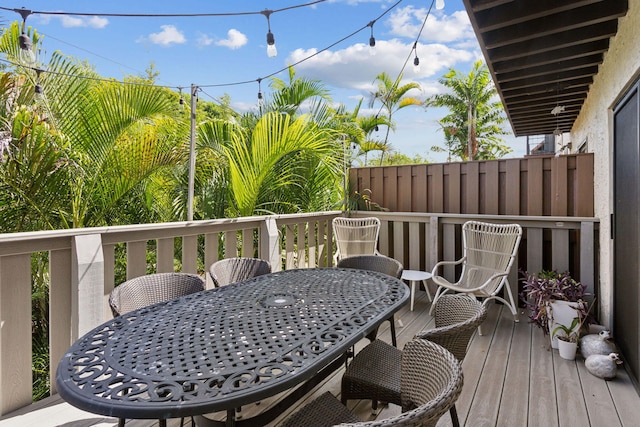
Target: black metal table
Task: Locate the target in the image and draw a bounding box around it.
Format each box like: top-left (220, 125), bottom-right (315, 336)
top-left (55, 267), bottom-right (408, 426)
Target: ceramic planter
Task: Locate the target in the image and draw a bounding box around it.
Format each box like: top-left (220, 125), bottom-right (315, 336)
top-left (558, 338), bottom-right (578, 360)
top-left (547, 300), bottom-right (583, 349)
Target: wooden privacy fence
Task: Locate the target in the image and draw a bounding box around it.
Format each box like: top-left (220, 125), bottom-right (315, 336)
top-left (349, 153), bottom-right (594, 217)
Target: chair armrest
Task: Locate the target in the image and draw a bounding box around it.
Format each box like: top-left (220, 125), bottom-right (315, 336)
top-left (460, 271), bottom-right (509, 294)
top-left (431, 257), bottom-right (466, 276)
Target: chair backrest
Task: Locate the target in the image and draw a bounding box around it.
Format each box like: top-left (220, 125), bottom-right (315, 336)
top-left (337, 254), bottom-right (403, 279)
top-left (332, 217), bottom-right (381, 260)
top-left (208, 257), bottom-right (272, 287)
top-left (341, 339), bottom-right (463, 427)
top-left (460, 220), bottom-right (522, 295)
top-left (416, 294), bottom-right (488, 361)
top-left (109, 272), bottom-right (205, 317)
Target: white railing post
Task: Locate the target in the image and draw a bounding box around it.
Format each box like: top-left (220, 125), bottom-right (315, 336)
top-left (260, 217), bottom-right (281, 271)
top-left (0, 253), bottom-right (33, 415)
top-left (72, 234), bottom-right (105, 339)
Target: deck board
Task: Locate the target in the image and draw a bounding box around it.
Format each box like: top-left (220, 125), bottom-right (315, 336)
top-left (2, 291), bottom-right (639, 427)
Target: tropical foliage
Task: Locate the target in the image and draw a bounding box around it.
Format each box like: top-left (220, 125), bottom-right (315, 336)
top-left (368, 71), bottom-right (422, 165)
top-left (426, 60), bottom-right (512, 161)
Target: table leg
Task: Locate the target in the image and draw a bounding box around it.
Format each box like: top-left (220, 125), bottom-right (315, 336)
top-left (423, 279), bottom-right (433, 302)
top-left (160, 420), bottom-right (167, 427)
top-left (410, 281), bottom-right (416, 311)
top-left (226, 408), bottom-right (236, 427)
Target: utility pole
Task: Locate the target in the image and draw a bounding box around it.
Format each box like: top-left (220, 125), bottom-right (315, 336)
top-left (187, 83), bottom-right (197, 221)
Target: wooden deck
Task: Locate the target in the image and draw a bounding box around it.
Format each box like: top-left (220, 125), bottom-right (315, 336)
top-left (2, 290), bottom-right (639, 427)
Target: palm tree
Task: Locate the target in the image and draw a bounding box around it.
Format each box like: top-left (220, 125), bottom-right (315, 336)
top-left (203, 111), bottom-right (340, 216)
top-left (368, 72), bottom-right (422, 164)
top-left (0, 23), bottom-right (185, 229)
top-left (195, 68), bottom-right (343, 217)
top-left (426, 60), bottom-right (510, 161)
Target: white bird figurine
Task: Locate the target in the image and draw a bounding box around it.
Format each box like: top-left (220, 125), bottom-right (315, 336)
top-left (585, 353), bottom-right (622, 380)
top-left (580, 330), bottom-right (617, 359)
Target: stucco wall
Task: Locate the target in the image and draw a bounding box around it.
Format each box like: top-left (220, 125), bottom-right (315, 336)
top-left (571, 1), bottom-right (640, 328)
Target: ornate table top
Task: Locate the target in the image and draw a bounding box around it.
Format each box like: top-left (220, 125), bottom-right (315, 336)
top-left (55, 267), bottom-right (408, 420)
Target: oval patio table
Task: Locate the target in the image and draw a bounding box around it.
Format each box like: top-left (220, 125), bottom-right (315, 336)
top-left (55, 267), bottom-right (409, 427)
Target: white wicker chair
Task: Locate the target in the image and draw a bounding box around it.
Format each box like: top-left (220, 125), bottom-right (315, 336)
top-left (332, 217), bottom-right (381, 261)
top-left (429, 221), bottom-right (522, 323)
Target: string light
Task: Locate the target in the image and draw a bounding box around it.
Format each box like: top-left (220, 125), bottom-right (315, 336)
top-left (368, 21), bottom-right (376, 56)
top-left (17, 8), bottom-right (36, 65)
top-left (413, 42), bottom-right (420, 73)
top-left (178, 87), bottom-right (184, 105)
top-left (34, 69), bottom-right (43, 94)
top-left (436, 0), bottom-right (445, 10)
top-left (262, 10), bottom-right (278, 58)
top-left (1, 0), bottom-right (409, 103)
top-left (257, 78), bottom-right (264, 105)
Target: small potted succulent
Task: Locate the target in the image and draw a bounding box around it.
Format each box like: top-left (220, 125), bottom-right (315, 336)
top-left (520, 270), bottom-right (590, 349)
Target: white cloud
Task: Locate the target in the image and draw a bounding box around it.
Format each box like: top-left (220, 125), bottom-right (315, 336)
top-left (288, 39), bottom-right (472, 97)
top-left (215, 29), bottom-right (248, 50)
top-left (197, 34), bottom-right (214, 47)
top-left (55, 15), bottom-right (109, 29)
top-left (147, 25), bottom-right (186, 46)
top-left (387, 7), bottom-right (475, 43)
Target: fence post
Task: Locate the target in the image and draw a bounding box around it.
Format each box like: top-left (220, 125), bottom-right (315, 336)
top-left (261, 217), bottom-right (281, 271)
top-left (72, 234), bottom-right (104, 339)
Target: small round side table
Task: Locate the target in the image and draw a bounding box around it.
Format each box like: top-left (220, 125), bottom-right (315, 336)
top-left (401, 270), bottom-right (433, 311)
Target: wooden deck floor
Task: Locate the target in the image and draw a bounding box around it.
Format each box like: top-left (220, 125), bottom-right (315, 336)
top-left (2, 291), bottom-right (640, 427)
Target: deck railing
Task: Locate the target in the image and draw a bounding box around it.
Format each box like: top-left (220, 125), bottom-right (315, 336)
top-left (0, 211), bottom-right (598, 415)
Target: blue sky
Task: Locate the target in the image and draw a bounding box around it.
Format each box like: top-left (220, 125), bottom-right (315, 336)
top-left (1, 0), bottom-right (526, 162)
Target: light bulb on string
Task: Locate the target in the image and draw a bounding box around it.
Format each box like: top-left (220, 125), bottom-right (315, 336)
top-left (436, 0), bottom-right (445, 10)
top-left (368, 21), bottom-right (376, 56)
top-left (17, 8), bottom-right (35, 65)
top-left (257, 78), bottom-right (264, 107)
top-left (262, 10), bottom-right (277, 58)
top-left (178, 87), bottom-right (185, 106)
top-left (34, 69), bottom-right (43, 95)
top-left (413, 42), bottom-right (420, 73)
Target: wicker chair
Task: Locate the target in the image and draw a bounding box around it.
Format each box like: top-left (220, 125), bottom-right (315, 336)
top-left (340, 295), bottom-right (486, 426)
top-left (337, 254), bottom-right (403, 347)
top-left (281, 339), bottom-right (463, 427)
top-left (108, 272), bottom-right (205, 427)
top-left (109, 272), bottom-right (205, 317)
top-left (429, 221), bottom-right (522, 323)
top-left (332, 217), bottom-right (381, 261)
top-left (208, 257), bottom-right (272, 287)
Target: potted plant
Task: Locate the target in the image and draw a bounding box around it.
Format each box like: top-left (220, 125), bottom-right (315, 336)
top-left (552, 317), bottom-right (581, 360)
top-left (520, 270), bottom-right (590, 349)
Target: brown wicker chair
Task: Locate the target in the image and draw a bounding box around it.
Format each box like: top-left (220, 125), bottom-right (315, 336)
top-left (109, 272), bottom-right (205, 317)
top-left (340, 295), bottom-right (486, 426)
top-left (337, 255), bottom-right (403, 347)
top-left (281, 339), bottom-right (463, 427)
top-left (108, 272), bottom-right (205, 427)
top-left (208, 257), bottom-right (272, 287)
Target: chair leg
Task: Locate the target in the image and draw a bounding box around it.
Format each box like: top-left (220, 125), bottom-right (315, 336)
top-left (450, 404), bottom-right (460, 427)
top-left (389, 315), bottom-right (397, 347)
top-left (503, 280), bottom-right (520, 322)
top-left (429, 287), bottom-right (445, 316)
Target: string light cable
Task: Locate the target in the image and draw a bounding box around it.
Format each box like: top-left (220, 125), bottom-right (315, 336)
top-left (371, 0), bottom-right (441, 121)
top-left (0, 1), bottom-right (327, 19)
top-left (0, 0), bottom-right (425, 107)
